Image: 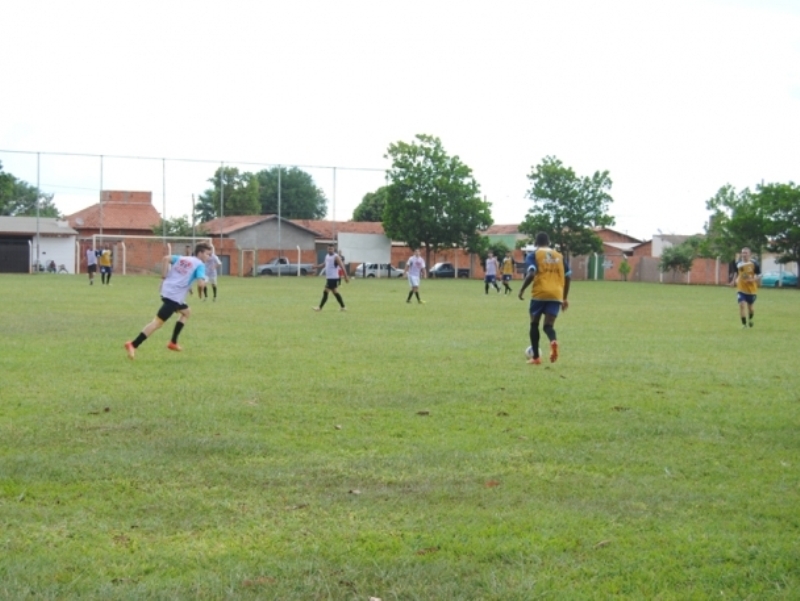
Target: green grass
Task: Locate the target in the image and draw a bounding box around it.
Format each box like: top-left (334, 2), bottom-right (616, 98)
top-left (1, 274), bottom-right (799, 600)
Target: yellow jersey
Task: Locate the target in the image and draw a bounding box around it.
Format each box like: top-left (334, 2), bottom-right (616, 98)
top-left (528, 247), bottom-right (569, 301)
top-left (736, 260), bottom-right (760, 295)
top-left (98, 250), bottom-right (112, 267)
top-left (502, 257), bottom-right (514, 276)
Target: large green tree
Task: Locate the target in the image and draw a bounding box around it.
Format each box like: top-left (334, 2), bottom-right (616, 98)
top-left (152, 215), bottom-right (196, 237)
top-left (0, 161), bottom-right (60, 217)
top-left (255, 167), bottom-right (327, 219)
top-left (704, 184), bottom-right (768, 260)
top-left (196, 166), bottom-right (260, 219)
top-left (519, 156), bottom-right (614, 258)
top-left (383, 134), bottom-right (492, 265)
top-left (352, 186), bottom-right (389, 222)
top-left (759, 182), bottom-right (800, 281)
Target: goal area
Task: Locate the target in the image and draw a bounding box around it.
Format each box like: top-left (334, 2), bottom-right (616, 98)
top-left (89, 235), bottom-right (214, 276)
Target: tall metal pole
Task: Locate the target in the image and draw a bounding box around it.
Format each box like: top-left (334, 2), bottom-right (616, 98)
top-left (277, 165), bottom-right (282, 259)
top-left (99, 155), bottom-right (104, 237)
top-left (332, 167), bottom-right (337, 243)
top-left (219, 163), bottom-right (224, 249)
top-left (162, 158), bottom-right (167, 241)
top-left (35, 152), bottom-right (40, 272)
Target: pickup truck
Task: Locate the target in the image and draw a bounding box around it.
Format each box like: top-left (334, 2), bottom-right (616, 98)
top-left (429, 262), bottom-right (470, 278)
top-left (257, 257), bottom-right (317, 276)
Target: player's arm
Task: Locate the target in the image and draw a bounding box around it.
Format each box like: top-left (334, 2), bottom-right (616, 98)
top-left (336, 256), bottom-right (349, 283)
top-left (517, 272), bottom-right (534, 300)
top-left (160, 255), bottom-right (174, 279)
top-left (562, 275), bottom-right (571, 311)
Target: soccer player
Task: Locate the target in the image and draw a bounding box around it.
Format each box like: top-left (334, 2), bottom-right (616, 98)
top-left (86, 247), bottom-right (98, 285)
top-left (732, 246), bottom-right (761, 328)
top-left (98, 245), bottom-right (113, 285)
top-left (484, 251), bottom-right (501, 294)
top-left (404, 249), bottom-right (426, 304)
top-left (124, 242), bottom-right (212, 359)
top-left (313, 244), bottom-right (348, 312)
top-left (517, 232), bottom-right (570, 365)
top-left (501, 255), bottom-right (514, 295)
top-left (199, 247), bottom-right (222, 301)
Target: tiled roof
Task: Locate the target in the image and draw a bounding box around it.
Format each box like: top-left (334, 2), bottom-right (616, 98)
top-left (66, 201), bottom-right (161, 231)
top-left (485, 224), bottom-right (523, 235)
top-left (290, 220), bottom-right (386, 239)
top-left (201, 215), bottom-right (321, 236)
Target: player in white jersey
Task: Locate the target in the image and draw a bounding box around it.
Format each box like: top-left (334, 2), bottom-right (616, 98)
top-left (313, 244), bottom-right (349, 312)
top-left (484, 251), bottom-right (501, 294)
top-left (198, 249), bottom-right (223, 301)
top-left (124, 242), bottom-right (212, 359)
top-left (403, 249), bottom-right (426, 304)
top-left (86, 247), bottom-right (98, 285)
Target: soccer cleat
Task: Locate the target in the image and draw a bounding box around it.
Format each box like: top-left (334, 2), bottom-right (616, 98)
top-left (340, 307), bottom-right (347, 312)
top-left (167, 341), bottom-right (183, 352)
top-left (549, 340), bottom-right (559, 363)
top-left (124, 341), bottom-right (135, 360)
top-left (418, 300), bottom-right (426, 304)
top-left (527, 357), bottom-right (542, 365)
top-left (312, 307), bottom-right (321, 312)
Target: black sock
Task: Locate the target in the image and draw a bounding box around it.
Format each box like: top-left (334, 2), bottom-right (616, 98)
top-left (106, 274), bottom-right (111, 284)
top-left (543, 324), bottom-right (556, 342)
top-left (319, 291), bottom-right (329, 308)
top-left (407, 291), bottom-right (414, 302)
top-left (741, 317), bottom-right (747, 325)
top-left (749, 313), bottom-right (754, 321)
top-left (530, 323), bottom-right (540, 357)
top-left (485, 284), bottom-right (489, 294)
top-left (213, 285), bottom-right (217, 299)
top-left (334, 292), bottom-right (345, 308)
top-left (132, 333), bottom-right (147, 348)
top-left (415, 291), bottom-right (421, 302)
top-left (171, 321), bottom-right (184, 343)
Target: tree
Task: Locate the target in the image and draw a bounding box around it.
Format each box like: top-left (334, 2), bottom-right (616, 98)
top-left (196, 166), bottom-right (260, 220)
top-left (383, 134), bottom-right (492, 266)
top-left (619, 257), bottom-right (631, 281)
top-left (704, 184), bottom-right (768, 261)
top-left (659, 237), bottom-right (702, 279)
top-left (352, 186), bottom-right (389, 222)
top-left (0, 161), bottom-right (61, 217)
top-left (254, 167), bottom-right (327, 219)
top-left (152, 215), bottom-right (196, 237)
top-left (519, 156), bottom-right (614, 259)
top-left (759, 182), bottom-right (800, 284)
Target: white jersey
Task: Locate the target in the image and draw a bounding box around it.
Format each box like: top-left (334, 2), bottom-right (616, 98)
top-left (485, 257), bottom-right (499, 276)
top-left (86, 249), bottom-right (97, 266)
top-left (161, 255), bottom-right (206, 304)
top-left (205, 253), bottom-right (222, 276)
top-left (407, 256), bottom-right (425, 277)
top-left (324, 253), bottom-right (341, 278)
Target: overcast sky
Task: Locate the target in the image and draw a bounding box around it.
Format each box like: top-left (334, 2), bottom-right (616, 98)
top-left (1, 0), bottom-right (798, 240)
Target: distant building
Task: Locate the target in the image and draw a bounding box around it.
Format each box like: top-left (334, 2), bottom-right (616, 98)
top-left (66, 191), bottom-right (162, 238)
top-left (0, 216), bottom-right (78, 273)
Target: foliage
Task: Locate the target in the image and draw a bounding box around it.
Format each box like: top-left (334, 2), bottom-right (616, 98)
top-left (383, 134), bottom-right (492, 265)
top-left (196, 166), bottom-right (260, 219)
top-left (759, 181), bottom-right (800, 277)
top-left (254, 166), bottom-right (327, 219)
top-left (519, 156), bottom-right (614, 258)
top-left (704, 184), bottom-right (769, 260)
top-left (352, 186), bottom-right (389, 222)
top-left (659, 237), bottom-right (702, 275)
top-left (0, 161), bottom-right (61, 218)
top-left (151, 215), bottom-right (203, 237)
top-left (2, 276), bottom-right (799, 599)
top-left (478, 240), bottom-right (512, 267)
top-left (619, 257), bottom-right (631, 281)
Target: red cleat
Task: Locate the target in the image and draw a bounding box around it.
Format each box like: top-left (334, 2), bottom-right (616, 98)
top-left (124, 341), bottom-right (135, 360)
top-left (549, 340), bottom-right (559, 363)
top-left (167, 342), bottom-right (183, 352)
top-left (527, 357), bottom-right (542, 365)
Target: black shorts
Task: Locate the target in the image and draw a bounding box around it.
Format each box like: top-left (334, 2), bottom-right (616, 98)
top-left (88, 265), bottom-right (97, 273)
top-left (100, 265), bottom-right (112, 274)
top-left (326, 278), bottom-right (339, 290)
top-left (156, 297), bottom-right (188, 322)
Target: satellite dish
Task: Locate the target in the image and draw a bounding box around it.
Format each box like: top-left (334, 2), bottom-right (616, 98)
top-left (76, 218), bottom-right (84, 226)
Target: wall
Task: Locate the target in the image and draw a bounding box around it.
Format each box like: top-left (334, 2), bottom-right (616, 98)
top-left (228, 220), bottom-right (316, 251)
top-left (34, 236), bottom-right (77, 273)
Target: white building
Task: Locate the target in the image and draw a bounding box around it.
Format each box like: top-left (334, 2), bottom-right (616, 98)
top-left (0, 216), bottom-right (79, 273)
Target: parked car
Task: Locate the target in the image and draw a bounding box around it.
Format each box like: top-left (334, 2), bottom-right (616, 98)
top-left (429, 262), bottom-right (470, 278)
top-left (760, 271), bottom-right (798, 288)
top-left (353, 263), bottom-right (404, 278)
top-left (257, 257), bottom-right (316, 276)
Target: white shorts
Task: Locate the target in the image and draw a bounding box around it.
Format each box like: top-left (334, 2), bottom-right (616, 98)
top-left (408, 274), bottom-right (420, 288)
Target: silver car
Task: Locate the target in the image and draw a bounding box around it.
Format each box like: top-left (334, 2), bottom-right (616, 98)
top-left (353, 263), bottom-right (405, 278)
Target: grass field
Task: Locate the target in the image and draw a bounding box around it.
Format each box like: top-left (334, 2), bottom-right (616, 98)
top-left (1, 274), bottom-right (798, 600)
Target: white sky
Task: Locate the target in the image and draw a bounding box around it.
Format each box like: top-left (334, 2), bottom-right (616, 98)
top-left (1, 0), bottom-right (798, 241)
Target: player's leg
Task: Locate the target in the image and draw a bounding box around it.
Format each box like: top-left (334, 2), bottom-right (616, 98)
top-left (748, 299), bottom-right (755, 327)
top-left (738, 296), bottom-right (748, 327)
top-left (125, 303), bottom-right (172, 358)
top-left (315, 282), bottom-right (332, 311)
top-left (169, 306), bottom-right (191, 350)
top-left (332, 283), bottom-right (345, 309)
top-left (543, 309), bottom-right (561, 363)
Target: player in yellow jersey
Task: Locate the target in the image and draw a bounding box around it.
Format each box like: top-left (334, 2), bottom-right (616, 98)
top-left (732, 246), bottom-right (761, 328)
top-left (518, 232), bottom-right (570, 364)
top-left (501, 255), bottom-right (514, 295)
top-left (98, 245), bottom-right (113, 285)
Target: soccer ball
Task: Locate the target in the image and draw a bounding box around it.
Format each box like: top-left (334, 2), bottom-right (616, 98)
top-left (525, 346), bottom-right (541, 359)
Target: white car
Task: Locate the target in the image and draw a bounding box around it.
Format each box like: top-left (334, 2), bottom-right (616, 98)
top-left (353, 263), bottom-right (405, 278)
